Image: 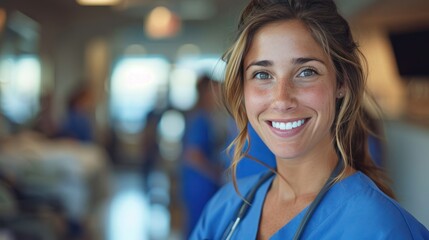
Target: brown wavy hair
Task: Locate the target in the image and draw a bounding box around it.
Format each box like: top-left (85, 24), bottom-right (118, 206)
top-left (222, 0), bottom-right (395, 198)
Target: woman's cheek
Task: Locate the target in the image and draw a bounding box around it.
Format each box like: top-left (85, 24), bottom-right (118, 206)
top-left (244, 87), bottom-right (269, 111)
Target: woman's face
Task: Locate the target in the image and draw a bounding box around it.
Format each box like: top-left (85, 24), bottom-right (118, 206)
top-left (243, 20), bottom-right (342, 162)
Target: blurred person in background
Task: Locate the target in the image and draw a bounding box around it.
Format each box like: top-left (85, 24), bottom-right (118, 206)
top-left (33, 92), bottom-right (60, 139)
top-left (140, 109), bottom-right (163, 191)
top-left (180, 74), bottom-right (226, 239)
top-left (59, 84), bottom-right (94, 143)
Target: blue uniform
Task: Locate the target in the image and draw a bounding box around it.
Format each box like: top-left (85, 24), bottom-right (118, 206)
top-left (225, 122), bottom-right (276, 179)
top-left (60, 109), bottom-right (93, 142)
top-left (182, 109), bottom-right (221, 238)
top-left (235, 124), bottom-right (276, 178)
top-left (191, 171), bottom-right (429, 239)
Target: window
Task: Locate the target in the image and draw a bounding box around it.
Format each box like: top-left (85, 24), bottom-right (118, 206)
top-left (0, 54), bottom-right (41, 124)
top-left (110, 56), bottom-right (170, 134)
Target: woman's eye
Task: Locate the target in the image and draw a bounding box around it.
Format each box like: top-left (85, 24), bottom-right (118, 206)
top-left (254, 72), bottom-right (272, 79)
top-left (298, 68), bottom-right (317, 77)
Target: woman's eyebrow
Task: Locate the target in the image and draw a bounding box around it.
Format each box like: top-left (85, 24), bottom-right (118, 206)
top-left (292, 57), bottom-right (325, 65)
top-left (245, 57), bottom-right (326, 71)
top-left (245, 60), bottom-right (273, 71)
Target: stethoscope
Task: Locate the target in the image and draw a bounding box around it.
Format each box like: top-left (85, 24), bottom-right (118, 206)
top-left (222, 159), bottom-right (344, 240)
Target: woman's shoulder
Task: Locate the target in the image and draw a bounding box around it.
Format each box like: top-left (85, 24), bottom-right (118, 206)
top-left (320, 171), bottom-right (429, 238)
top-left (348, 172), bottom-right (414, 216)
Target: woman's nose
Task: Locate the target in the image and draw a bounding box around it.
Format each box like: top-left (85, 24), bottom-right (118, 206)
top-left (272, 81), bottom-right (296, 111)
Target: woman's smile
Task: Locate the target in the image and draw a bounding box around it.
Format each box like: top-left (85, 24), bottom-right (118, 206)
top-left (266, 118), bottom-right (309, 138)
top-left (270, 119), bottom-right (306, 131)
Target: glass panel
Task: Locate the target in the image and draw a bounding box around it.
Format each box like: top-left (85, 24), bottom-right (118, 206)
top-left (110, 56), bottom-right (170, 134)
top-left (0, 54), bottom-right (41, 124)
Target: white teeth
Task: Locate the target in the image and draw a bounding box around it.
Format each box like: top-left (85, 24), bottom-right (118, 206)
top-left (271, 119), bottom-right (305, 130)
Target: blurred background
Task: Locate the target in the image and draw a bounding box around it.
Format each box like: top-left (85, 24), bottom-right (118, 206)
top-left (0, 0), bottom-right (428, 239)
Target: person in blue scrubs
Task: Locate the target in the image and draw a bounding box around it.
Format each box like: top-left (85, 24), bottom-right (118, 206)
top-left (181, 75), bottom-right (224, 239)
top-left (191, 0), bottom-right (429, 239)
top-left (226, 121), bottom-right (276, 179)
top-left (59, 85), bottom-right (94, 143)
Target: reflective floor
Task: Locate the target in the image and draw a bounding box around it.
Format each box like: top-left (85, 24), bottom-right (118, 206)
top-left (104, 168), bottom-right (181, 240)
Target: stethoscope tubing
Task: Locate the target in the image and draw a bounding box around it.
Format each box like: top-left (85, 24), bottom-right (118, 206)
top-left (222, 171), bottom-right (275, 240)
top-left (222, 160), bottom-right (343, 240)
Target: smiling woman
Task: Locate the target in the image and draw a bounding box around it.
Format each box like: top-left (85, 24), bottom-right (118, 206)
top-left (190, 0), bottom-right (429, 239)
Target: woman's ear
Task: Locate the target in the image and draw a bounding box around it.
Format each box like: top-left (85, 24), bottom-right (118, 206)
top-left (336, 84), bottom-right (347, 99)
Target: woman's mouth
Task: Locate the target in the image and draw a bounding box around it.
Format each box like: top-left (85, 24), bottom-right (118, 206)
top-left (270, 119), bottom-right (306, 130)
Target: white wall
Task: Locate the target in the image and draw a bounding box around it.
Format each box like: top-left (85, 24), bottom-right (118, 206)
top-left (385, 120), bottom-right (429, 228)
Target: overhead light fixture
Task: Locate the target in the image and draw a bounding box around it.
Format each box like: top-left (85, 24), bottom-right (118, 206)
top-left (145, 6), bottom-right (181, 39)
top-left (76, 0), bottom-right (121, 6)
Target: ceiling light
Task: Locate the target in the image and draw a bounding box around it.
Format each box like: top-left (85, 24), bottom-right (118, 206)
top-left (145, 6), bottom-right (181, 39)
top-left (76, 0), bottom-right (121, 6)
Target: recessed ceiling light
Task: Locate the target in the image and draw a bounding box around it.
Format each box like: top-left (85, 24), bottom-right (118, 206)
top-left (145, 6), bottom-right (181, 39)
top-left (76, 0), bottom-right (121, 6)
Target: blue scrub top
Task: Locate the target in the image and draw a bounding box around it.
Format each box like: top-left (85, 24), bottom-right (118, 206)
top-left (183, 109), bottom-right (217, 164)
top-left (226, 122), bottom-right (276, 179)
top-left (236, 124), bottom-right (276, 178)
top-left (191, 171), bottom-right (429, 239)
top-left (60, 109), bottom-right (93, 142)
top-left (181, 109), bottom-right (221, 238)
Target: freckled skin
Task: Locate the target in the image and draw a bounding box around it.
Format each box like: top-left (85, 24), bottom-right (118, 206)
top-left (243, 20), bottom-right (340, 163)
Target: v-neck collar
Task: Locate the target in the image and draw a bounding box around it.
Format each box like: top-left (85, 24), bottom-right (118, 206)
top-left (236, 173), bottom-right (310, 239)
top-left (237, 171), bottom-right (362, 239)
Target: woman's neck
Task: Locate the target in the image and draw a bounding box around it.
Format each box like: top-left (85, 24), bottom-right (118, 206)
top-left (272, 149), bottom-right (339, 201)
